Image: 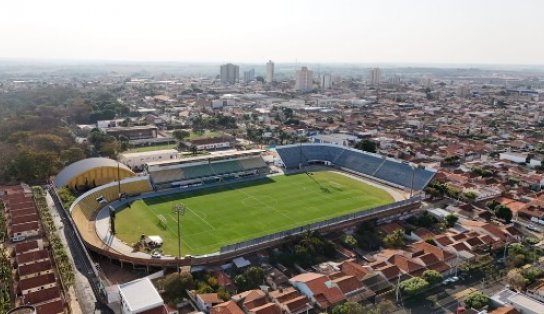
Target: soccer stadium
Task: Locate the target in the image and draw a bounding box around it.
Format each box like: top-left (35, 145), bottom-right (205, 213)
top-left (54, 144), bottom-right (435, 268)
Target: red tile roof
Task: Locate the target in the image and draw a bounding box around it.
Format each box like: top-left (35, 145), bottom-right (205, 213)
top-left (481, 223), bottom-right (507, 241)
top-left (14, 241), bottom-right (39, 255)
top-left (212, 271), bottom-right (233, 288)
top-left (291, 273), bottom-right (344, 309)
top-left (339, 260), bottom-right (369, 281)
top-left (284, 295), bottom-right (310, 313)
top-left (197, 293), bottom-right (223, 305)
top-left (18, 260), bottom-right (52, 277)
top-left (34, 299), bottom-right (64, 314)
top-left (387, 255), bottom-right (425, 275)
top-left (211, 301), bottom-right (245, 314)
top-left (23, 287), bottom-right (61, 304)
top-left (16, 250), bottom-right (49, 265)
top-left (332, 275), bottom-right (362, 294)
top-left (411, 242), bottom-right (455, 262)
top-left (140, 305), bottom-right (168, 314)
top-left (10, 221), bottom-right (40, 234)
top-left (250, 303), bottom-right (282, 314)
top-left (375, 265), bottom-right (401, 281)
top-left (269, 287), bottom-right (300, 303)
top-left (19, 273), bottom-right (56, 292)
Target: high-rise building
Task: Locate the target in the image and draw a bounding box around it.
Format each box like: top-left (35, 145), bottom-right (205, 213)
top-left (220, 63), bottom-right (239, 84)
top-left (369, 68), bottom-right (382, 86)
top-left (266, 60), bottom-right (274, 82)
top-left (321, 73), bottom-right (332, 90)
top-left (295, 66), bottom-right (313, 91)
top-left (243, 69), bottom-right (255, 82)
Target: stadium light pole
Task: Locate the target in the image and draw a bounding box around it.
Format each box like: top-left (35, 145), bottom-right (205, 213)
top-left (117, 162), bottom-right (121, 198)
top-left (409, 164), bottom-right (415, 198)
top-left (173, 203), bottom-right (185, 273)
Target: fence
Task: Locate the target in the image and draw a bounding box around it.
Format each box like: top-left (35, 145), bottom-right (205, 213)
top-left (219, 194), bottom-right (424, 254)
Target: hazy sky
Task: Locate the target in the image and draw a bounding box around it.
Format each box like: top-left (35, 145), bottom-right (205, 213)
top-left (1, 0), bottom-right (543, 65)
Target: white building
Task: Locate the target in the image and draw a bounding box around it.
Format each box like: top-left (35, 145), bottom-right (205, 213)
top-left (295, 67), bottom-right (313, 91)
top-left (266, 60), bottom-right (274, 82)
top-left (220, 63), bottom-right (239, 84)
top-left (119, 149), bottom-right (179, 169)
top-left (118, 277), bottom-right (166, 314)
top-left (369, 68), bottom-right (382, 86)
top-left (243, 69), bottom-right (255, 82)
top-left (321, 74), bottom-right (332, 90)
top-left (311, 134), bottom-right (357, 147)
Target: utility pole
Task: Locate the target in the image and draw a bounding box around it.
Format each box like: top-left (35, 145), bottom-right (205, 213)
top-left (395, 272), bottom-right (402, 303)
top-left (410, 164), bottom-right (416, 198)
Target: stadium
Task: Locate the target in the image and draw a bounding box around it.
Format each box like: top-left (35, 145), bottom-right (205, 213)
top-left (53, 144), bottom-right (435, 268)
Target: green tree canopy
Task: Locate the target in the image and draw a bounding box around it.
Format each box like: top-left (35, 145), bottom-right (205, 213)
top-left (465, 292), bottom-right (489, 310)
top-left (382, 229), bottom-right (405, 249)
top-left (495, 205), bottom-right (512, 223)
top-left (332, 302), bottom-right (364, 314)
top-left (399, 277), bottom-right (429, 296)
top-left (422, 269), bottom-right (443, 285)
top-left (444, 214), bottom-right (459, 228)
top-left (160, 271), bottom-right (194, 304)
top-left (354, 139), bottom-right (377, 153)
top-left (173, 130), bottom-right (191, 141)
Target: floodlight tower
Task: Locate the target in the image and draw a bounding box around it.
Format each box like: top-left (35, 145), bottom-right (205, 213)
top-left (172, 203), bottom-right (185, 272)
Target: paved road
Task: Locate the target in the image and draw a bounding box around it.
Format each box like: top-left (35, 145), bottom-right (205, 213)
top-left (402, 272), bottom-right (506, 314)
top-left (46, 186), bottom-right (113, 314)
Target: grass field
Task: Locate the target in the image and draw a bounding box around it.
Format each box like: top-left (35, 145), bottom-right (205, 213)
top-left (115, 171), bottom-right (394, 256)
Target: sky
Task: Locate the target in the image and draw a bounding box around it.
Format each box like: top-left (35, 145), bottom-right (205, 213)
top-left (1, 0), bottom-right (543, 65)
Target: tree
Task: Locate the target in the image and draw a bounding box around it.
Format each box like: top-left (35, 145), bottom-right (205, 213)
top-left (354, 139), bottom-right (377, 153)
top-left (422, 270), bottom-right (443, 285)
top-left (59, 147), bottom-right (86, 165)
top-left (495, 205), bottom-right (512, 223)
top-left (244, 266), bottom-right (265, 289)
top-left (463, 191), bottom-right (478, 202)
top-left (522, 266), bottom-right (544, 283)
top-left (234, 266), bottom-right (265, 291)
top-left (465, 292), bottom-right (489, 310)
top-left (341, 235), bottom-right (358, 249)
top-left (444, 214), bottom-right (458, 228)
top-left (57, 187), bottom-right (76, 208)
top-left (332, 302), bottom-right (364, 314)
top-left (161, 271), bottom-right (194, 304)
top-left (399, 277), bottom-right (429, 296)
top-left (382, 229), bottom-right (405, 248)
top-left (234, 274), bottom-right (248, 291)
top-left (173, 130), bottom-right (191, 141)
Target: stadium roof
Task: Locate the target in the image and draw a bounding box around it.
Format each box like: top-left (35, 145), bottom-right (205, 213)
top-left (146, 149), bottom-right (264, 167)
top-left (54, 158), bottom-right (133, 188)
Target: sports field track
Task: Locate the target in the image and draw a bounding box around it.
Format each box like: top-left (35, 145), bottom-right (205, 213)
top-left (114, 171), bottom-right (394, 256)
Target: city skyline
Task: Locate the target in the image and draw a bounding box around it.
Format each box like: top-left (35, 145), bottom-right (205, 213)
top-left (1, 0), bottom-right (543, 65)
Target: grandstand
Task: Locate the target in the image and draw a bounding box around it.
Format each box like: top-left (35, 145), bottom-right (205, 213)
top-left (146, 149), bottom-right (268, 187)
top-left (68, 176), bottom-right (153, 252)
top-left (276, 144), bottom-right (435, 191)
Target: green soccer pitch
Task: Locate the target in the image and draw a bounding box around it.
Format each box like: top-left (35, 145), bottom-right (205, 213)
top-left (114, 171), bottom-right (395, 256)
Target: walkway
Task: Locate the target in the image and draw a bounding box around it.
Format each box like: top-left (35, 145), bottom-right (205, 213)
top-left (95, 207), bottom-right (173, 259)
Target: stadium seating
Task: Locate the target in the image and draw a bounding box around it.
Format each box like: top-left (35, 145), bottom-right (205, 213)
top-left (209, 160), bottom-right (242, 175)
top-left (148, 155), bottom-right (269, 184)
top-left (181, 163), bottom-right (215, 179)
top-left (276, 144), bottom-right (435, 191)
top-left (70, 176), bottom-right (152, 220)
top-left (334, 149), bottom-right (384, 175)
top-left (239, 157), bottom-right (267, 170)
